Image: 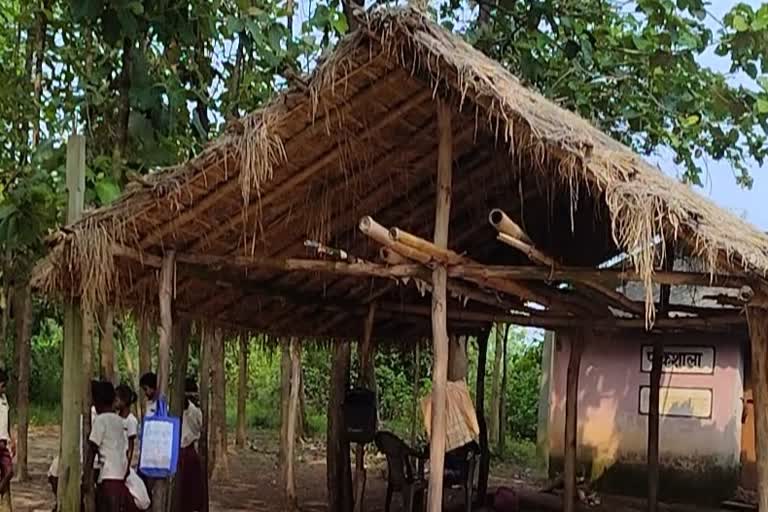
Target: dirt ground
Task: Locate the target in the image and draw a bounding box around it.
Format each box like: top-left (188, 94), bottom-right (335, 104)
top-left (11, 427), bottom-right (527, 512)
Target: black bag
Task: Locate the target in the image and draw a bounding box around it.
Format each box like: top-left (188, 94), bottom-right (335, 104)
top-left (344, 387), bottom-right (377, 444)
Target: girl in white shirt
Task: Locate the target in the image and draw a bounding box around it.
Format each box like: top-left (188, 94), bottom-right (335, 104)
top-left (86, 381), bottom-right (134, 512)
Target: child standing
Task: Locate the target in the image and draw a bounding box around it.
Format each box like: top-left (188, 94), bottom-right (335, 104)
top-left (138, 373), bottom-right (157, 419)
top-left (115, 385), bottom-right (138, 467)
top-left (86, 381), bottom-right (134, 512)
top-left (177, 377), bottom-right (203, 512)
top-left (0, 370), bottom-right (13, 512)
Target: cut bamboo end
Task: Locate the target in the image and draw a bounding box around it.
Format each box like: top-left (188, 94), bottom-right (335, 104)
top-left (359, 217), bottom-right (432, 265)
top-left (489, 209), bottom-right (532, 244)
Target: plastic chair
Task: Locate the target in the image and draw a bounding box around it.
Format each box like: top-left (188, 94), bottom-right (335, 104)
top-left (443, 441), bottom-right (480, 512)
top-left (375, 431), bottom-right (428, 512)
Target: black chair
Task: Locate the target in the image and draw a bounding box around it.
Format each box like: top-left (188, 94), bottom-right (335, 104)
top-left (375, 431), bottom-right (428, 512)
top-left (443, 441), bottom-right (480, 512)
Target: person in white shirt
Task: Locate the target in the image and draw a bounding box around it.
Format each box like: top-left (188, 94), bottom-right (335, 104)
top-left (139, 372), bottom-right (157, 419)
top-left (86, 381), bottom-right (132, 512)
top-left (0, 370), bottom-right (12, 512)
top-left (115, 384), bottom-right (139, 467)
top-left (176, 377), bottom-right (204, 512)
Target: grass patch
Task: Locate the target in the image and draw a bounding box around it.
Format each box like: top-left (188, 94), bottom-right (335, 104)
top-left (30, 402), bottom-right (61, 426)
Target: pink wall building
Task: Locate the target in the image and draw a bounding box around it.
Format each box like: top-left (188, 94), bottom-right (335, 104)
top-left (546, 330), bottom-right (746, 504)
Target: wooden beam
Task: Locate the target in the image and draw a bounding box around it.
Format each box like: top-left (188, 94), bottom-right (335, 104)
top-left (748, 304), bottom-right (768, 512)
top-left (58, 134), bottom-right (86, 512)
top-left (427, 98), bottom-right (452, 512)
top-left (564, 329), bottom-right (585, 512)
top-left (152, 250), bottom-right (175, 512)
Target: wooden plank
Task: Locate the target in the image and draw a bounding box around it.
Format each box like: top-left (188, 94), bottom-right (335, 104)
top-left (58, 133), bottom-right (86, 512)
top-left (564, 329), bottom-right (585, 512)
top-left (747, 305), bottom-right (768, 512)
top-left (427, 98), bottom-right (452, 512)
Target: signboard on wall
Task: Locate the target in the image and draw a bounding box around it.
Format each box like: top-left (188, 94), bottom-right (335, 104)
top-left (638, 386), bottom-right (713, 419)
top-left (640, 345), bottom-right (715, 374)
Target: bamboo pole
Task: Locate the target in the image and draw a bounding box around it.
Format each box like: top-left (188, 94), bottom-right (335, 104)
top-left (427, 98), bottom-right (452, 512)
top-left (488, 209), bottom-right (532, 244)
top-left (748, 305), bottom-right (768, 512)
top-left (152, 250), bottom-right (175, 512)
top-left (354, 303), bottom-right (377, 512)
top-left (57, 134), bottom-right (85, 512)
top-left (564, 329), bottom-right (586, 512)
top-left (390, 227), bottom-right (464, 265)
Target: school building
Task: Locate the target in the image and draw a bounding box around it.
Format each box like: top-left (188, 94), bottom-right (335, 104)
top-left (538, 271), bottom-right (755, 505)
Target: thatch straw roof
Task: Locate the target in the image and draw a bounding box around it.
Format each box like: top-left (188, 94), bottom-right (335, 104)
top-left (33, 7), bottom-right (768, 340)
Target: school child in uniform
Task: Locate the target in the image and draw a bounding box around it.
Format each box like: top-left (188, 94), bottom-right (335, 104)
top-left (138, 373), bottom-right (157, 419)
top-left (85, 381), bottom-right (135, 512)
top-left (177, 377), bottom-right (203, 512)
top-left (115, 385), bottom-right (138, 467)
top-left (0, 370), bottom-right (13, 512)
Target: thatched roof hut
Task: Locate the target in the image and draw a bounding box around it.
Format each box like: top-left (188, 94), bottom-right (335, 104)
top-left (33, 7), bottom-right (768, 339)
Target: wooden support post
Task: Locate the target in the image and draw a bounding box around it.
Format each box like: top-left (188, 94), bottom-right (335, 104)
top-left (280, 340), bottom-right (291, 486)
top-left (490, 324), bottom-right (503, 448)
top-left (564, 329), bottom-right (585, 512)
top-left (236, 336), bottom-right (249, 449)
top-left (210, 328), bottom-right (228, 481)
top-left (648, 250), bottom-right (672, 512)
top-left (476, 332), bottom-right (491, 505)
top-left (199, 326), bottom-right (212, 512)
top-left (170, 321), bottom-right (190, 512)
top-left (152, 250), bottom-right (176, 512)
top-left (99, 306), bottom-right (116, 384)
top-left (138, 314), bottom-right (151, 419)
top-left (427, 98), bottom-right (452, 512)
top-left (82, 310), bottom-right (95, 512)
top-left (498, 324), bottom-right (509, 455)
top-left (14, 282), bottom-right (31, 481)
top-left (354, 303), bottom-right (377, 512)
top-left (285, 337), bottom-right (301, 510)
top-left (57, 134), bottom-right (85, 512)
top-left (328, 341), bottom-right (353, 512)
top-left (748, 306), bottom-right (768, 512)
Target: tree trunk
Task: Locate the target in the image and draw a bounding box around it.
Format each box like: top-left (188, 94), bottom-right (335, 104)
top-left (112, 36), bottom-right (132, 174)
top-left (152, 251), bottom-right (175, 512)
top-left (410, 341), bottom-right (421, 447)
top-left (489, 324), bottom-right (503, 447)
top-left (236, 336), bottom-right (248, 449)
top-left (199, 326), bottom-right (212, 512)
top-left (427, 98), bottom-right (452, 512)
top-left (299, 368), bottom-right (308, 440)
top-left (138, 314), bottom-right (151, 418)
top-left (327, 341), bottom-right (353, 512)
top-left (476, 333), bottom-right (490, 505)
top-left (14, 282), bottom-right (31, 481)
top-left (498, 324), bottom-right (509, 455)
top-left (285, 338), bottom-right (301, 510)
top-left (99, 306), bottom-right (115, 385)
top-left (0, 254), bottom-right (11, 361)
top-left (564, 330), bottom-right (585, 512)
top-left (31, 1), bottom-right (49, 146)
top-left (210, 328), bottom-right (228, 481)
top-left (748, 306), bottom-right (768, 512)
